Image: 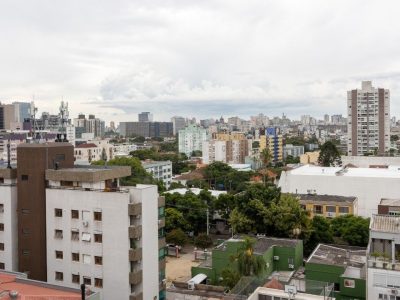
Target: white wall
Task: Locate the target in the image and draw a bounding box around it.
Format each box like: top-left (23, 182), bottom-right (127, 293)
top-left (130, 185), bottom-right (159, 300)
top-left (279, 170), bottom-right (400, 217)
top-left (46, 189), bottom-right (131, 300)
top-left (367, 268), bottom-right (400, 300)
top-left (0, 184), bottom-right (18, 271)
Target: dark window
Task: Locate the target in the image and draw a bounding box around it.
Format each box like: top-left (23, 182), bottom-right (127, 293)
top-left (94, 211), bottom-right (102, 221)
top-left (71, 210), bottom-right (79, 219)
top-left (94, 234), bottom-right (102, 243)
top-left (56, 154), bottom-right (65, 161)
top-left (72, 274), bottom-right (80, 284)
top-left (0, 263), bottom-right (4, 269)
top-left (55, 251), bottom-right (63, 259)
top-left (83, 277), bottom-right (91, 285)
top-left (21, 175), bottom-right (28, 181)
top-left (334, 283), bottom-right (340, 291)
top-left (0, 243), bottom-right (4, 251)
top-left (95, 256), bottom-right (103, 265)
top-left (61, 181), bottom-right (73, 187)
top-left (55, 208), bottom-right (63, 217)
top-left (55, 272), bottom-right (63, 281)
top-left (72, 252), bottom-right (80, 262)
top-left (55, 229), bottom-right (63, 239)
top-left (0, 204), bottom-right (4, 213)
top-left (0, 223), bottom-right (4, 231)
top-left (71, 230), bottom-right (79, 241)
top-left (95, 278), bottom-right (103, 288)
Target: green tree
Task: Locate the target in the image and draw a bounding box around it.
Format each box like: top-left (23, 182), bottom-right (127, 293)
top-left (194, 233), bottom-right (213, 249)
top-left (331, 215), bottom-right (370, 247)
top-left (220, 268), bottom-right (240, 289)
top-left (166, 228), bottom-right (187, 246)
top-left (165, 208), bottom-right (190, 232)
top-left (229, 208), bottom-right (254, 234)
top-left (305, 216), bottom-right (334, 254)
top-left (231, 237), bottom-right (265, 277)
top-left (318, 141), bottom-right (342, 166)
top-left (284, 155), bottom-right (300, 164)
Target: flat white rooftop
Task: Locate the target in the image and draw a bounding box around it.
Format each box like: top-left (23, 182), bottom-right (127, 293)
top-left (289, 164), bottom-right (400, 178)
top-left (164, 188), bottom-right (227, 197)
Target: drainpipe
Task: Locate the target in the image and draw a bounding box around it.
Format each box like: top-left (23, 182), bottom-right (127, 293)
top-left (81, 284), bottom-right (85, 300)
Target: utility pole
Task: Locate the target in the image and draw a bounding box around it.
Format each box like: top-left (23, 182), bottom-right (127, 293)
top-left (206, 208), bottom-right (209, 236)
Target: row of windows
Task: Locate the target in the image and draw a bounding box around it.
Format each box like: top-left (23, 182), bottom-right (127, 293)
top-left (54, 230), bottom-right (102, 243)
top-left (55, 272), bottom-right (103, 288)
top-left (55, 251), bottom-right (103, 265)
top-left (55, 209), bottom-right (102, 221)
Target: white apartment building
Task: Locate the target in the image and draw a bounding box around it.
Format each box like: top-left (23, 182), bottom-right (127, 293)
top-left (113, 143), bottom-right (138, 157)
top-left (202, 140), bottom-right (227, 164)
top-left (279, 164), bottom-right (400, 217)
top-left (45, 167), bottom-right (165, 300)
top-left (178, 125), bottom-right (208, 158)
top-left (248, 287), bottom-right (328, 300)
top-left (142, 160), bottom-right (172, 189)
top-left (0, 168), bottom-right (18, 272)
top-left (367, 214), bottom-right (400, 300)
top-left (283, 144), bottom-right (305, 159)
top-left (348, 81), bottom-right (390, 156)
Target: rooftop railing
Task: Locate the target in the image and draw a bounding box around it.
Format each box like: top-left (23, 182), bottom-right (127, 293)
top-left (47, 185), bottom-right (129, 193)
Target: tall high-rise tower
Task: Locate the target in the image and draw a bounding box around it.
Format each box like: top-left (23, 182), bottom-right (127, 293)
top-left (347, 81), bottom-right (390, 156)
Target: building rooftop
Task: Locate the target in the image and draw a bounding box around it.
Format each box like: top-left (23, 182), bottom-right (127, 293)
top-left (288, 164), bottom-right (400, 178)
top-left (17, 142), bottom-right (73, 148)
top-left (295, 194), bottom-right (357, 203)
top-left (307, 244), bottom-right (366, 272)
top-left (46, 165), bottom-right (131, 182)
top-left (253, 237), bottom-right (301, 254)
top-left (164, 188), bottom-right (226, 197)
top-left (379, 198), bottom-right (400, 207)
top-left (141, 160), bottom-right (172, 168)
top-left (0, 271), bottom-right (97, 299)
top-left (173, 168), bottom-right (206, 181)
top-left (75, 143), bottom-right (98, 148)
top-left (370, 214), bottom-right (400, 233)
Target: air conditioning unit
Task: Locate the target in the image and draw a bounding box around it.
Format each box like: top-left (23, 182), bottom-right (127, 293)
top-left (390, 289), bottom-right (398, 295)
top-left (273, 256), bottom-right (280, 261)
top-left (188, 282), bottom-right (195, 290)
top-left (326, 212), bottom-right (335, 218)
top-left (288, 264), bottom-right (295, 269)
top-left (82, 221), bottom-right (89, 227)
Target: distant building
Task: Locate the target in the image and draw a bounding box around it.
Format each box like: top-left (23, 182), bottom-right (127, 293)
top-left (367, 214), bottom-right (400, 300)
top-left (178, 124), bottom-right (208, 157)
top-left (259, 127), bottom-right (283, 162)
top-left (299, 151), bottom-right (319, 164)
top-left (202, 135), bottom-right (251, 165)
top-left (142, 160), bottom-right (173, 188)
top-left (377, 198), bottom-right (400, 215)
top-left (296, 193), bottom-right (358, 218)
top-left (73, 114), bottom-right (104, 138)
top-left (0, 103), bottom-right (16, 130)
top-left (171, 116), bottom-right (186, 136)
top-left (347, 81), bottom-right (390, 156)
top-left (248, 286), bottom-right (328, 300)
top-left (119, 122), bottom-right (173, 138)
top-left (283, 144), bottom-right (304, 159)
top-left (138, 112), bottom-right (153, 122)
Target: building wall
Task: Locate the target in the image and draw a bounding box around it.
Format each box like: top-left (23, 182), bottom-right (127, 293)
top-left (367, 268), bottom-right (400, 300)
top-left (178, 125), bottom-right (208, 157)
top-left (46, 189), bottom-right (131, 300)
top-left (299, 151), bottom-right (319, 164)
top-left (0, 183), bottom-right (18, 271)
top-left (300, 201), bottom-right (356, 218)
top-left (142, 161), bottom-right (172, 189)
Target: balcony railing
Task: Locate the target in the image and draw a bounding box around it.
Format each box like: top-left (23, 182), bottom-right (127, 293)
top-left (368, 258), bottom-right (400, 271)
top-left (47, 185), bottom-right (129, 193)
top-left (129, 226), bottom-right (142, 239)
top-left (128, 203), bottom-right (142, 216)
top-left (129, 270), bottom-right (143, 285)
top-left (129, 248), bottom-right (143, 262)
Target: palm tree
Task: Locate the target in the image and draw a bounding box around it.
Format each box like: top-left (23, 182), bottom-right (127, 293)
top-left (260, 148), bottom-right (273, 185)
top-left (231, 237), bottom-right (265, 277)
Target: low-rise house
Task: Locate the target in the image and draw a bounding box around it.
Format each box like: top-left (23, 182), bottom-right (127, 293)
top-left (377, 198), bottom-right (400, 216)
top-left (295, 193), bottom-right (358, 218)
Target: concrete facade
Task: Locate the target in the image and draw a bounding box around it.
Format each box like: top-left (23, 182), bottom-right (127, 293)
top-left (178, 125), bottom-right (208, 158)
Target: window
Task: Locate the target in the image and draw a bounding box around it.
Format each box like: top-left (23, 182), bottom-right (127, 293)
top-left (55, 272), bottom-right (63, 281)
top-left (0, 223), bottom-right (4, 231)
top-left (56, 154), bottom-right (65, 161)
top-left (0, 204), bottom-right (3, 213)
top-left (326, 206), bottom-right (336, 213)
top-left (71, 230), bottom-right (79, 241)
top-left (71, 210), bottom-right (79, 219)
top-left (95, 278), bottom-right (103, 288)
top-left (339, 206), bottom-right (349, 214)
top-left (21, 175), bottom-right (28, 181)
top-left (54, 229), bottom-right (63, 239)
top-left (60, 181), bottom-right (73, 187)
top-left (83, 277), bottom-right (91, 285)
top-left (72, 252), bottom-right (79, 262)
top-left (94, 211), bottom-right (102, 221)
top-left (82, 232), bottom-right (91, 242)
top-left (0, 263), bottom-right (4, 269)
top-left (55, 251), bottom-right (63, 259)
top-left (313, 205), bottom-right (323, 214)
top-left (0, 243), bottom-right (4, 251)
top-left (72, 274), bottom-right (80, 284)
top-left (54, 208), bottom-right (63, 217)
top-left (83, 254), bottom-right (91, 264)
top-left (288, 258), bottom-right (294, 264)
top-left (94, 233), bottom-right (102, 243)
top-left (94, 256), bottom-right (103, 265)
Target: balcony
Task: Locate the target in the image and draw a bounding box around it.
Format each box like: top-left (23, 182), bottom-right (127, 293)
top-left (368, 258), bottom-right (400, 271)
top-left (129, 226), bottom-right (142, 239)
top-left (158, 219), bottom-right (165, 229)
top-left (128, 203), bottom-right (142, 216)
top-left (159, 237), bottom-right (166, 249)
top-left (129, 270), bottom-right (143, 285)
top-left (159, 258), bottom-right (166, 270)
top-left (129, 248), bottom-right (143, 262)
top-left (129, 293), bottom-right (143, 300)
top-left (158, 196), bottom-right (165, 207)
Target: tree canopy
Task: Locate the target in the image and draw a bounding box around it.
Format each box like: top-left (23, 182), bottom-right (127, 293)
top-left (318, 141), bottom-right (342, 167)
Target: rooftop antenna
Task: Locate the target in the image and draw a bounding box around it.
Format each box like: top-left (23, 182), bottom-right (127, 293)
top-left (59, 100), bottom-right (69, 141)
top-left (7, 135), bottom-right (11, 169)
top-left (30, 100), bottom-right (38, 143)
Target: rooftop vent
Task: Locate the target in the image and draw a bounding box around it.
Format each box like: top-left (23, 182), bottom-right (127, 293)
top-left (9, 291), bottom-right (18, 299)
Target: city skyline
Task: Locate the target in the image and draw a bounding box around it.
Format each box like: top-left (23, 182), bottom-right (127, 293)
top-left (1, 1), bottom-right (400, 122)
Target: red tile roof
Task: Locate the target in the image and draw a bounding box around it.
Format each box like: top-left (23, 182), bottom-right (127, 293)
top-left (263, 278), bottom-right (284, 290)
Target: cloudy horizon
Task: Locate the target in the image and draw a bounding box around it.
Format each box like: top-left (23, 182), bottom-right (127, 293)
top-left (1, 0), bottom-right (400, 123)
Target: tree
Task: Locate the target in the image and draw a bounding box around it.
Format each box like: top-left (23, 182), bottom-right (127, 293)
top-left (229, 208), bottom-right (255, 235)
top-left (260, 148), bottom-right (273, 185)
top-left (305, 216), bottom-right (334, 254)
top-left (331, 215), bottom-right (370, 247)
top-left (194, 233), bottom-right (213, 249)
top-left (284, 155), bottom-right (300, 164)
top-left (166, 229), bottom-right (187, 246)
top-left (318, 141), bottom-right (342, 167)
top-left (220, 268), bottom-right (240, 289)
top-left (231, 237), bottom-right (265, 277)
top-left (165, 208), bottom-right (190, 232)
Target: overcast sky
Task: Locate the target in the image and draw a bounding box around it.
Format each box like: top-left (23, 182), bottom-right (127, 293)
top-left (1, 0), bottom-right (400, 123)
